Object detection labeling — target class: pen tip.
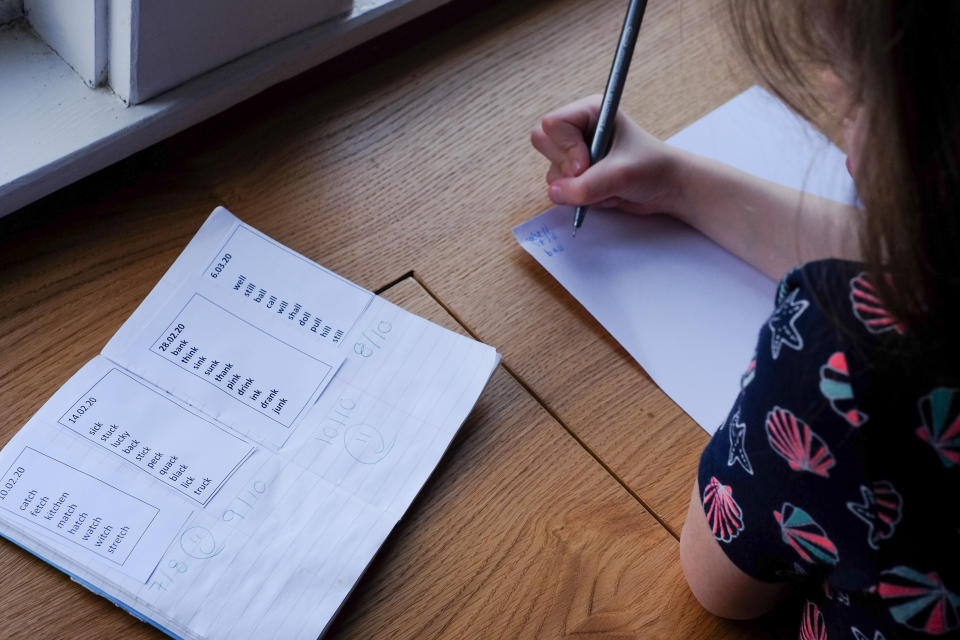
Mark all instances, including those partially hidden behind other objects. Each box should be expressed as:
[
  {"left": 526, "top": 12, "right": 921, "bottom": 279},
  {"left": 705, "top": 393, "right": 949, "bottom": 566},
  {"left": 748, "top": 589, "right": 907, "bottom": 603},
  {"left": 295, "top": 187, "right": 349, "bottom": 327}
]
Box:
[{"left": 571, "top": 227, "right": 577, "bottom": 238}]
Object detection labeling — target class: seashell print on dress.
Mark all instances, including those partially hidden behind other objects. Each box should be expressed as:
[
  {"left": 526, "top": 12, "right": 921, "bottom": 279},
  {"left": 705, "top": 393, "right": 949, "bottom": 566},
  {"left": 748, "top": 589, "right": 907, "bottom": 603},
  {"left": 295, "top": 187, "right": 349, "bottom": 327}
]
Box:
[
  {"left": 765, "top": 407, "right": 837, "bottom": 477},
  {"left": 702, "top": 476, "right": 744, "bottom": 543}
]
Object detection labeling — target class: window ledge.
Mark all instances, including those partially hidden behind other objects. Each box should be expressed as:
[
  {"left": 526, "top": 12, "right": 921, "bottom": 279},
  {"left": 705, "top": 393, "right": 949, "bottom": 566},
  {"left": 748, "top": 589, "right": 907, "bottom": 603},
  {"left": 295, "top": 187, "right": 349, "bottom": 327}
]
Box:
[{"left": 0, "top": 0, "right": 449, "bottom": 218}]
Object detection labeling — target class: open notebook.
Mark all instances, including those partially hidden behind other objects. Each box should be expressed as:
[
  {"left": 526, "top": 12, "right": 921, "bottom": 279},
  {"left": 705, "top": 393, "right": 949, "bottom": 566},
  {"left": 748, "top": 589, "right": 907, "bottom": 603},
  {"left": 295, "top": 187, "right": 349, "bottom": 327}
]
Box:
[
  {"left": 514, "top": 86, "right": 857, "bottom": 434},
  {"left": 0, "top": 207, "right": 500, "bottom": 639}
]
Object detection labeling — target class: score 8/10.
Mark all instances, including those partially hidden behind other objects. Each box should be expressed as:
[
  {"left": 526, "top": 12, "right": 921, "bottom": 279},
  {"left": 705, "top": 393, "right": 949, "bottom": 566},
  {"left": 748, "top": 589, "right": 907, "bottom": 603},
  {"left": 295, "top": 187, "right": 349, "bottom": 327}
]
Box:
[{"left": 148, "top": 559, "right": 188, "bottom": 592}]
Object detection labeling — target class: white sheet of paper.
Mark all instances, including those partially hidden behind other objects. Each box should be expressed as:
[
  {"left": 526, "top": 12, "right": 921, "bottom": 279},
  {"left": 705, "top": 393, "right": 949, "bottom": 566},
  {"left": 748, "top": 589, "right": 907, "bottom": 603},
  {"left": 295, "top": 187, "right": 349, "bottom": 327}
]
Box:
[
  {"left": 0, "top": 208, "right": 500, "bottom": 640},
  {"left": 513, "top": 86, "right": 856, "bottom": 433}
]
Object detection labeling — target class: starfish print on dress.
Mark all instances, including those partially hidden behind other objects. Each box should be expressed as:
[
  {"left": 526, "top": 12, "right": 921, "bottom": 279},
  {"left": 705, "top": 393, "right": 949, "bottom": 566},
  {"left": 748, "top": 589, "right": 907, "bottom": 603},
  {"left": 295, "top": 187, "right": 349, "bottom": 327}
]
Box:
[
  {"left": 727, "top": 407, "right": 754, "bottom": 475},
  {"left": 846, "top": 481, "right": 903, "bottom": 549},
  {"left": 768, "top": 289, "right": 809, "bottom": 360},
  {"left": 851, "top": 628, "right": 885, "bottom": 640}
]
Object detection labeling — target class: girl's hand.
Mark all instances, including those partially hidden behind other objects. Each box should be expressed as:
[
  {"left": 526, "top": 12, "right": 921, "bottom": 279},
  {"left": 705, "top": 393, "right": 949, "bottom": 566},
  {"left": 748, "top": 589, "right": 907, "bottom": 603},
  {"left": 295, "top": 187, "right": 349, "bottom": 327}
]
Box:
[
  {"left": 531, "top": 95, "right": 864, "bottom": 281},
  {"left": 530, "top": 95, "right": 685, "bottom": 215}
]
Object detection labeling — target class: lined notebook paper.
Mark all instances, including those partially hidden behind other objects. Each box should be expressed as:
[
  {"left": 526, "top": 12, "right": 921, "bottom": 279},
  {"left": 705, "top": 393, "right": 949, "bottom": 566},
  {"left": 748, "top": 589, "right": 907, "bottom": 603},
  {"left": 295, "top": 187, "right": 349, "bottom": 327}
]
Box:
[
  {"left": 514, "top": 87, "right": 856, "bottom": 433},
  {"left": 0, "top": 207, "right": 500, "bottom": 639}
]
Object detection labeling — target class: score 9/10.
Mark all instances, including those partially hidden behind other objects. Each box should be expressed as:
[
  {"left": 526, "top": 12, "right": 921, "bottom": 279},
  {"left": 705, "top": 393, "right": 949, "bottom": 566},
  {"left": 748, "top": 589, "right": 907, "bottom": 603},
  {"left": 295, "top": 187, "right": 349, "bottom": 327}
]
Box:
[{"left": 221, "top": 479, "right": 267, "bottom": 522}]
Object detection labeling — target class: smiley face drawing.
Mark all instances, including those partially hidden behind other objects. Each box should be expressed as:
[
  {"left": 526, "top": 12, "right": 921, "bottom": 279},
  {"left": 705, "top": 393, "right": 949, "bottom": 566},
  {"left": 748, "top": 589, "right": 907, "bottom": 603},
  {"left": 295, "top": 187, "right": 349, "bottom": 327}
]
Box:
[{"left": 344, "top": 424, "right": 394, "bottom": 464}]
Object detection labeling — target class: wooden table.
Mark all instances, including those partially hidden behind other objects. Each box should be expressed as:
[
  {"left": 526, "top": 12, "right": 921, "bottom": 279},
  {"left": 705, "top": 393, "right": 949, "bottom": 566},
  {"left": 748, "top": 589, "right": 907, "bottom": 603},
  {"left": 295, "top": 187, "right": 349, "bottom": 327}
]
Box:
[{"left": 0, "top": 0, "right": 770, "bottom": 636}]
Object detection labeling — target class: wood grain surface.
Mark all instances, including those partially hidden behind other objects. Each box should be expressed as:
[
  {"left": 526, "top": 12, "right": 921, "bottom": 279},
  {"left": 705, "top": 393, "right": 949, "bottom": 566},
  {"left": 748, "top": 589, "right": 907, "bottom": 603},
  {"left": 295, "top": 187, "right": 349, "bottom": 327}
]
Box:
[
  {"left": 327, "top": 278, "right": 755, "bottom": 638},
  {"left": 0, "top": 0, "right": 769, "bottom": 636}
]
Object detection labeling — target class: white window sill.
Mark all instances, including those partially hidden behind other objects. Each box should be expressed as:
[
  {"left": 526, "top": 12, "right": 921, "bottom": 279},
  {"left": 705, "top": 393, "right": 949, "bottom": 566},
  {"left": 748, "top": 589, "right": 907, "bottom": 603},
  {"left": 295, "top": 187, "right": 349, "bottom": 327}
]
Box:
[{"left": 0, "top": 0, "right": 449, "bottom": 218}]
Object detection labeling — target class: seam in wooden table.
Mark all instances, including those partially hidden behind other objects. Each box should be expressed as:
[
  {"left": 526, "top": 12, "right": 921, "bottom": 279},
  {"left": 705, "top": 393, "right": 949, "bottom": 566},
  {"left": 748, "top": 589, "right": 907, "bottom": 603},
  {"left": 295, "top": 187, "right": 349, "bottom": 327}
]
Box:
[
  {"left": 373, "top": 270, "right": 415, "bottom": 295},
  {"left": 374, "top": 270, "right": 681, "bottom": 542}
]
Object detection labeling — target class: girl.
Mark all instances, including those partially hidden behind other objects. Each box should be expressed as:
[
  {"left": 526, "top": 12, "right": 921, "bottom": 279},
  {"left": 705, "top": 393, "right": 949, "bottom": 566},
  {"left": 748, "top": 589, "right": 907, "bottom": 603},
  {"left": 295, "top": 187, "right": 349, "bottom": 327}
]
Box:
[{"left": 531, "top": 1, "right": 960, "bottom": 637}]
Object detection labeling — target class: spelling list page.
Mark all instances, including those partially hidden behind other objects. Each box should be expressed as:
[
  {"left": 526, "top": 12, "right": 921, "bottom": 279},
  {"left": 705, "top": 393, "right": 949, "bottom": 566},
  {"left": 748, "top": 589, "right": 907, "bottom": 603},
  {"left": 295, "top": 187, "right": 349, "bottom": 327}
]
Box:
[{"left": 0, "top": 207, "right": 500, "bottom": 640}]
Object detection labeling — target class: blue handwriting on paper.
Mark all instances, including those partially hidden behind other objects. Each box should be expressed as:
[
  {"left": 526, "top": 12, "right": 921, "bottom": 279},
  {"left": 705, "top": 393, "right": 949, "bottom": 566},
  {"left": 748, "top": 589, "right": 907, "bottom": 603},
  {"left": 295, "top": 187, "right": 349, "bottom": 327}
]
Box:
[
  {"left": 148, "top": 478, "right": 267, "bottom": 592},
  {"left": 524, "top": 224, "right": 564, "bottom": 257}
]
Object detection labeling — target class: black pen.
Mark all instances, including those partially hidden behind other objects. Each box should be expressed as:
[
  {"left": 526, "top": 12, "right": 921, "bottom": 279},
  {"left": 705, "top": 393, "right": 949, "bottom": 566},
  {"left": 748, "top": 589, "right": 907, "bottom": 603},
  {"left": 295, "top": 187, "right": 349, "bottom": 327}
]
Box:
[{"left": 572, "top": 0, "right": 648, "bottom": 236}]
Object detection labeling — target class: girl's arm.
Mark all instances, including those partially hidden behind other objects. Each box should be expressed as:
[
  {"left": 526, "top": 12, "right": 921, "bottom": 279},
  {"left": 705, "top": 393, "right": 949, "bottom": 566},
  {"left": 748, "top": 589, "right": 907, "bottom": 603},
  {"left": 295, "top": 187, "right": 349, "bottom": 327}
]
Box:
[
  {"left": 669, "top": 153, "right": 862, "bottom": 280},
  {"left": 679, "top": 479, "right": 792, "bottom": 619},
  {"left": 532, "top": 96, "right": 863, "bottom": 280}
]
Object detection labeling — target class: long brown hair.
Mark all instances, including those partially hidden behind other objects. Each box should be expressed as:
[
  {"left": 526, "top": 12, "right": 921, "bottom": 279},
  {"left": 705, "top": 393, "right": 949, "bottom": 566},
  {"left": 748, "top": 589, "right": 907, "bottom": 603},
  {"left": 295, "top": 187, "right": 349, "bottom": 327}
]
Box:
[{"left": 730, "top": 1, "right": 960, "bottom": 352}]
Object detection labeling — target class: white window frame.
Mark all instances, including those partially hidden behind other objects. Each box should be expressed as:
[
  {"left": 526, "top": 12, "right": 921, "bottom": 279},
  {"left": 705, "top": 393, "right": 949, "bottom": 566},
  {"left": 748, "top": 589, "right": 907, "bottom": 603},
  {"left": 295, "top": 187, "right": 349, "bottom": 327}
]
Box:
[
  {"left": 0, "top": 0, "right": 451, "bottom": 218},
  {"left": 25, "top": 0, "right": 106, "bottom": 86},
  {"left": 127, "top": 0, "right": 352, "bottom": 105}
]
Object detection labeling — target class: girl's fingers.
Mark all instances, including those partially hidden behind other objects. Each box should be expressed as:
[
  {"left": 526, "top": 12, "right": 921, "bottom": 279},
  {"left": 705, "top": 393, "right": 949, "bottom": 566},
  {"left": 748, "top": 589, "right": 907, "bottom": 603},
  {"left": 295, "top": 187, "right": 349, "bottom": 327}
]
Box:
[
  {"left": 533, "top": 96, "right": 604, "bottom": 177},
  {"left": 546, "top": 163, "right": 563, "bottom": 184},
  {"left": 540, "top": 118, "right": 589, "bottom": 177},
  {"left": 532, "top": 123, "right": 588, "bottom": 178},
  {"left": 594, "top": 197, "right": 622, "bottom": 209},
  {"left": 541, "top": 95, "right": 602, "bottom": 134},
  {"left": 548, "top": 160, "right": 623, "bottom": 206},
  {"left": 531, "top": 125, "right": 569, "bottom": 167}
]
